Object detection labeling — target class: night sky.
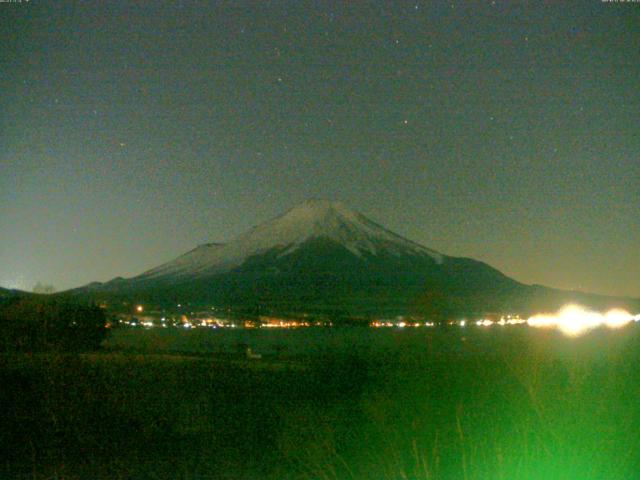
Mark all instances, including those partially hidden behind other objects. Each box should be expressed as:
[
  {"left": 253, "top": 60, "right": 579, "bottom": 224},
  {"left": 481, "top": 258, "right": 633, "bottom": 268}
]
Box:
[{"left": 1, "top": 1, "right": 638, "bottom": 298}]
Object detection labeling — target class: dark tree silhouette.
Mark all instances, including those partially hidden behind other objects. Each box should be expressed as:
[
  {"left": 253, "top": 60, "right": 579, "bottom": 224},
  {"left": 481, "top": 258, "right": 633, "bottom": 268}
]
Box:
[{"left": 0, "top": 298, "right": 108, "bottom": 352}]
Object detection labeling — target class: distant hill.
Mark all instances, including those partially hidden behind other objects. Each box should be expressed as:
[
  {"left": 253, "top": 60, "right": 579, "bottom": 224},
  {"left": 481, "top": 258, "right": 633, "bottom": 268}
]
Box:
[
  {"left": 60, "top": 200, "right": 639, "bottom": 318},
  {"left": 0, "top": 287, "right": 31, "bottom": 300}
]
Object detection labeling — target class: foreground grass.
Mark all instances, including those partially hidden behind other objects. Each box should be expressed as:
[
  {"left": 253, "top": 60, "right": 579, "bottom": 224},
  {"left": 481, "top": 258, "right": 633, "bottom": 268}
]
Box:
[{"left": 1, "top": 327, "right": 639, "bottom": 479}]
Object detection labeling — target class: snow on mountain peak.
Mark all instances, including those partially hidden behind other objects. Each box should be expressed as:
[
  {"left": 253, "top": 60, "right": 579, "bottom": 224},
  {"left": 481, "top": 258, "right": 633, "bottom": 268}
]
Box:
[
  {"left": 139, "top": 200, "right": 443, "bottom": 279},
  {"left": 140, "top": 242, "right": 225, "bottom": 278}
]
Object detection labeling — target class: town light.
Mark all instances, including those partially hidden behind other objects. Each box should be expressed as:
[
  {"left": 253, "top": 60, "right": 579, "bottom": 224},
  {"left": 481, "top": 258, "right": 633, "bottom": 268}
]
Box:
[{"left": 527, "top": 304, "right": 636, "bottom": 336}]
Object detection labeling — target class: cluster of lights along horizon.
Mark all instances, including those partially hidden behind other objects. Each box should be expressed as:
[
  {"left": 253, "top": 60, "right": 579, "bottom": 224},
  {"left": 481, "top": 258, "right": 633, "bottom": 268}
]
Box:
[
  {"left": 470, "top": 304, "right": 640, "bottom": 337},
  {"left": 369, "top": 304, "right": 640, "bottom": 337},
  {"left": 526, "top": 304, "right": 640, "bottom": 337},
  {"left": 129, "top": 301, "right": 640, "bottom": 337}
]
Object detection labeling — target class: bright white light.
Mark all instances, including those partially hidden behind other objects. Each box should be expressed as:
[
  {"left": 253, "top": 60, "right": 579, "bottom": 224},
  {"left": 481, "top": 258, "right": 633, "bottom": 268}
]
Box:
[
  {"left": 527, "top": 304, "right": 636, "bottom": 336},
  {"left": 476, "top": 319, "right": 493, "bottom": 327},
  {"left": 459, "top": 320, "right": 466, "bottom": 327},
  {"left": 604, "top": 309, "right": 633, "bottom": 329}
]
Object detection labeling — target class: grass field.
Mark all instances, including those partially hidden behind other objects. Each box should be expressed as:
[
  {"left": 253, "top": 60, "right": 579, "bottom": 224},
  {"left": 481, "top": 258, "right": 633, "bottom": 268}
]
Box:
[{"left": 1, "top": 326, "right": 639, "bottom": 479}]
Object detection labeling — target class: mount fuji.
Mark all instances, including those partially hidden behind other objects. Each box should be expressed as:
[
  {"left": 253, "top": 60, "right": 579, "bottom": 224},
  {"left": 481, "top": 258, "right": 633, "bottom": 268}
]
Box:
[
  {"left": 65, "top": 200, "right": 638, "bottom": 317},
  {"left": 141, "top": 199, "right": 444, "bottom": 280}
]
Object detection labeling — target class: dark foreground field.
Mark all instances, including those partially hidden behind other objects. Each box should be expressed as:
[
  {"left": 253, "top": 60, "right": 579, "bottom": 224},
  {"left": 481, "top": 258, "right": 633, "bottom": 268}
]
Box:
[{"left": 2, "top": 327, "right": 640, "bottom": 479}]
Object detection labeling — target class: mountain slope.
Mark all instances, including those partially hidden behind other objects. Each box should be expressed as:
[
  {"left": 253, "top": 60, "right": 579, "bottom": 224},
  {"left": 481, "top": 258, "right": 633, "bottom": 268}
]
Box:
[
  {"left": 64, "top": 200, "right": 639, "bottom": 317},
  {"left": 136, "top": 200, "right": 442, "bottom": 282}
]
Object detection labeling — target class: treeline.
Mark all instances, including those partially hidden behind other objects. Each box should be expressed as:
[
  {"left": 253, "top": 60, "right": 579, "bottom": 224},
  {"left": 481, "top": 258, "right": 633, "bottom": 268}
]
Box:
[{"left": 0, "top": 298, "right": 108, "bottom": 352}]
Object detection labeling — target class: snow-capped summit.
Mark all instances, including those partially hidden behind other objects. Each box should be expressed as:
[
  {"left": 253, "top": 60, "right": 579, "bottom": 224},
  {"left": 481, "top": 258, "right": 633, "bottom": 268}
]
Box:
[
  {"left": 138, "top": 199, "right": 442, "bottom": 281},
  {"left": 64, "top": 199, "right": 640, "bottom": 316},
  {"left": 231, "top": 199, "right": 442, "bottom": 260}
]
